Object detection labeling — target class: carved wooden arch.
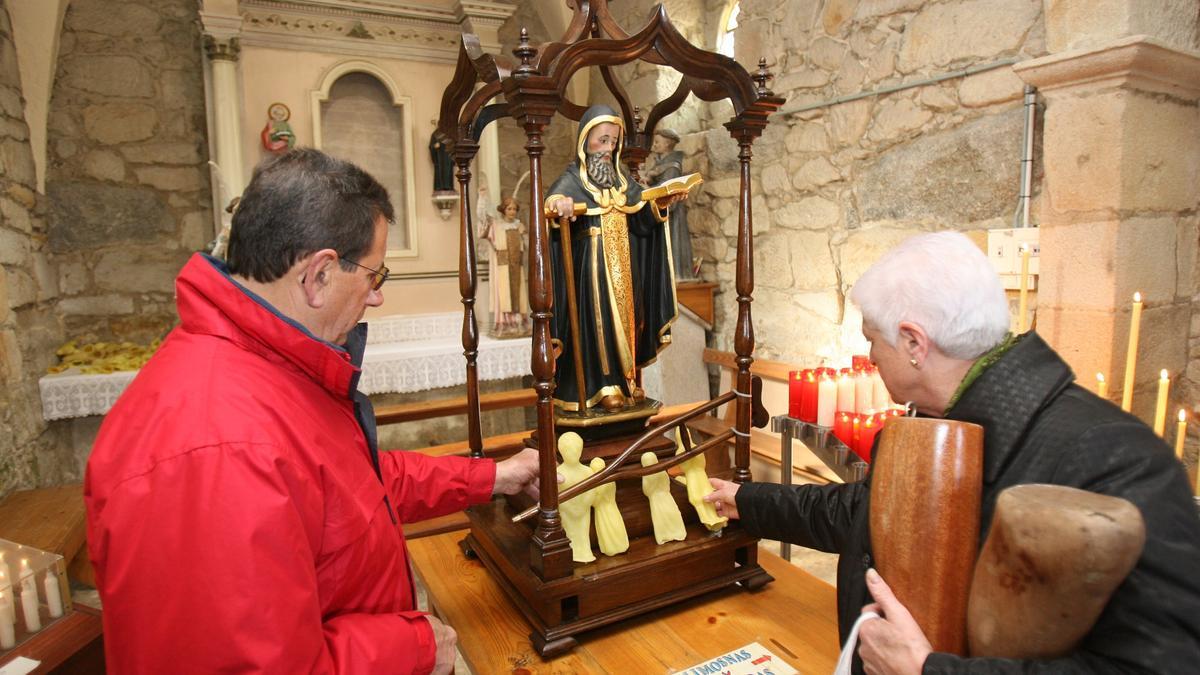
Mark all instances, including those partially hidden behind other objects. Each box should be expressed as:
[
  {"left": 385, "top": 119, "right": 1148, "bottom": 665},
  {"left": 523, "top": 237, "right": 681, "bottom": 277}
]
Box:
[{"left": 439, "top": 0, "right": 783, "bottom": 586}]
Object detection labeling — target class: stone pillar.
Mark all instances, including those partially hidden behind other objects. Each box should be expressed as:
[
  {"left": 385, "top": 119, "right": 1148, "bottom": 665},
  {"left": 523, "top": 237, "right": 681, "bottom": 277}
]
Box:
[
  {"left": 200, "top": 11, "right": 245, "bottom": 205},
  {"left": 1015, "top": 30, "right": 1200, "bottom": 424}
]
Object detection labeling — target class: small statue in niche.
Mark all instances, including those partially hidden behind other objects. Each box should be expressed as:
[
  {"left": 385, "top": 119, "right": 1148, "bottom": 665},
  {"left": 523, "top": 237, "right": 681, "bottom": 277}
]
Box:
[
  {"left": 588, "top": 457, "right": 629, "bottom": 556},
  {"left": 480, "top": 196, "right": 530, "bottom": 337},
  {"left": 641, "top": 128, "right": 696, "bottom": 280},
  {"left": 429, "top": 129, "right": 455, "bottom": 193},
  {"left": 557, "top": 432, "right": 597, "bottom": 563},
  {"left": 673, "top": 428, "right": 727, "bottom": 532},
  {"left": 640, "top": 451, "right": 686, "bottom": 545},
  {"left": 261, "top": 103, "right": 295, "bottom": 155}
]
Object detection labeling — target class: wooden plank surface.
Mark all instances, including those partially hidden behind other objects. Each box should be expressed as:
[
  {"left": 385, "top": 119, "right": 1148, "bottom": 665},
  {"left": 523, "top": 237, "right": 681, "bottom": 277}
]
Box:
[
  {"left": 0, "top": 485, "right": 87, "bottom": 561},
  {"left": 409, "top": 530, "right": 840, "bottom": 674}
]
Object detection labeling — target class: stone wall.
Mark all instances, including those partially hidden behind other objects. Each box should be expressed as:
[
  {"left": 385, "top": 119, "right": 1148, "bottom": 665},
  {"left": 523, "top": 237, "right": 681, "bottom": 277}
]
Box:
[
  {"left": 46, "top": 0, "right": 210, "bottom": 344},
  {"left": 0, "top": 1, "right": 66, "bottom": 496},
  {"left": 683, "top": 0, "right": 1047, "bottom": 364}
]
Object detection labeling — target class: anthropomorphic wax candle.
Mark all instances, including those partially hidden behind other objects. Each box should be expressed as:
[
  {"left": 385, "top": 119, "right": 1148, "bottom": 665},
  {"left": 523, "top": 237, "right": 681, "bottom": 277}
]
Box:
[
  {"left": 641, "top": 452, "right": 686, "bottom": 545},
  {"left": 674, "top": 429, "right": 727, "bottom": 532},
  {"left": 43, "top": 568, "right": 63, "bottom": 619},
  {"left": 18, "top": 560, "right": 39, "bottom": 633},
  {"left": 588, "top": 457, "right": 630, "bottom": 556},
  {"left": 557, "top": 432, "right": 597, "bottom": 563}
]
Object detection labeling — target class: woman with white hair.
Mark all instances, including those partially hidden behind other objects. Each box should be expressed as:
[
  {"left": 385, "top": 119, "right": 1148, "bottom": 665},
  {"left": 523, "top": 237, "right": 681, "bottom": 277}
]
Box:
[{"left": 706, "top": 231, "right": 1200, "bottom": 674}]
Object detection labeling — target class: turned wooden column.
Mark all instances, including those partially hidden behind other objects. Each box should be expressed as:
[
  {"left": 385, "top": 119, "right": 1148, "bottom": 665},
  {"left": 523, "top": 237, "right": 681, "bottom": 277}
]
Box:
[
  {"left": 731, "top": 133, "right": 755, "bottom": 484},
  {"left": 455, "top": 136, "right": 484, "bottom": 458}
]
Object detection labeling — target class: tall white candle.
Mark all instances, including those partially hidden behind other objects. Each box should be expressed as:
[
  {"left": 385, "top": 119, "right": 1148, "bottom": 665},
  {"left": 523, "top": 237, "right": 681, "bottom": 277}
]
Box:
[
  {"left": 855, "top": 371, "right": 873, "bottom": 414},
  {"left": 0, "top": 589, "right": 14, "bottom": 649},
  {"left": 43, "top": 568, "right": 63, "bottom": 619},
  {"left": 18, "top": 561, "right": 39, "bottom": 633},
  {"left": 816, "top": 373, "right": 838, "bottom": 427},
  {"left": 0, "top": 571, "right": 13, "bottom": 638},
  {"left": 872, "top": 371, "right": 891, "bottom": 410},
  {"left": 836, "top": 371, "right": 855, "bottom": 412}
]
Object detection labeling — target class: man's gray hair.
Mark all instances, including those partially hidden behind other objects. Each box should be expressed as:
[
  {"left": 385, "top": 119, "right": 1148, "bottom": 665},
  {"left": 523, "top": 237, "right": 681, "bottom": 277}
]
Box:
[{"left": 849, "top": 231, "right": 1010, "bottom": 360}]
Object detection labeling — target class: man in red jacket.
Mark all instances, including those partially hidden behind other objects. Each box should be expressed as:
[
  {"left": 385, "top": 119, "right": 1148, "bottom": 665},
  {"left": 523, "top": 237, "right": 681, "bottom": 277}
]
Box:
[{"left": 85, "top": 149, "right": 540, "bottom": 674}]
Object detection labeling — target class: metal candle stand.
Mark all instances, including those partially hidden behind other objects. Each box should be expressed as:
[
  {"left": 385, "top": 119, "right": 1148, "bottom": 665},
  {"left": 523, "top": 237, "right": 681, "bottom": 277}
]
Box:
[{"left": 770, "top": 415, "right": 869, "bottom": 561}]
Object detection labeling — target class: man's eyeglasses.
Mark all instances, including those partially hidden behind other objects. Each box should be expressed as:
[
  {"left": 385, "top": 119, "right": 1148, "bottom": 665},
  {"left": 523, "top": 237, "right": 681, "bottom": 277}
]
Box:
[{"left": 343, "top": 258, "right": 390, "bottom": 291}]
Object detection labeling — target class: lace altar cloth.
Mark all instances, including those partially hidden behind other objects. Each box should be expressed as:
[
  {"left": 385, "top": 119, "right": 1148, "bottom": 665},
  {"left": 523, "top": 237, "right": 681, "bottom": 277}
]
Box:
[{"left": 39, "top": 313, "right": 532, "bottom": 420}]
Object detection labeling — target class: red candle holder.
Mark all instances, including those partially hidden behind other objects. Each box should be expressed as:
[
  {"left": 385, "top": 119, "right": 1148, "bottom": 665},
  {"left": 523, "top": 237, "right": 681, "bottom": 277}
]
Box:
[
  {"left": 788, "top": 370, "right": 805, "bottom": 418},
  {"left": 852, "top": 354, "right": 871, "bottom": 372},
  {"left": 799, "top": 370, "right": 819, "bottom": 423},
  {"left": 833, "top": 412, "right": 856, "bottom": 447},
  {"left": 856, "top": 413, "right": 883, "bottom": 462}
]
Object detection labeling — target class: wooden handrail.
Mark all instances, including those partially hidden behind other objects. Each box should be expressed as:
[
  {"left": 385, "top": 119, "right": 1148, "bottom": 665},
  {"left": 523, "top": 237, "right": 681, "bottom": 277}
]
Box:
[
  {"left": 375, "top": 389, "right": 536, "bottom": 426},
  {"left": 702, "top": 347, "right": 795, "bottom": 383}
]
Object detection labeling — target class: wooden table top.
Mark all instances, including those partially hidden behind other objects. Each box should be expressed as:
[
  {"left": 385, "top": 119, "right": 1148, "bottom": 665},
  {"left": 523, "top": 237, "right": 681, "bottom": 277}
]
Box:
[{"left": 409, "top": 531, "right": 841, "bottom": 674}]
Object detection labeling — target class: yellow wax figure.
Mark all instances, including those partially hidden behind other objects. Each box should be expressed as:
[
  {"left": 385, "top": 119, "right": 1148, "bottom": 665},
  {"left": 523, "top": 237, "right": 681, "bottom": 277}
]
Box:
[
  {"left": 557, "top": 432, "right": 597, "bottom": 563},
  {"left": 588, "top": 457, "right": 630, "bottom": 556},
  {"left": 674, "top": 429, "right": 727, "bottom": 532},
  {"left": 640, "top": 452, "right": 686, "bottom": 545}
]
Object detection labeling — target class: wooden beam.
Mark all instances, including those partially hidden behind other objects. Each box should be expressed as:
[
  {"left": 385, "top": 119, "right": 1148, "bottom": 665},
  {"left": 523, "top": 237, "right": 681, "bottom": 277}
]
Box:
[
  {"left": 375, "top": 389, "right": 536, "bottom": 426},
  {"left": 702, "top": 347, "right": 794, "bottom": 382}
]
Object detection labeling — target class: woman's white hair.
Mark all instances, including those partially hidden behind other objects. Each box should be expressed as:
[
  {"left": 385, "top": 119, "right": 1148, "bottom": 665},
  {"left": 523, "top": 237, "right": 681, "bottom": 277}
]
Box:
[{"left": 849, "top": 231, "right": 1010, "bottom": 360}]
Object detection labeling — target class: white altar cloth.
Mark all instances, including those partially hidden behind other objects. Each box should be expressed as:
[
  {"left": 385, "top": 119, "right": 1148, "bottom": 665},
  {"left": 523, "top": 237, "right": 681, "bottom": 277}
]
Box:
[{"left": 39, "top": 313, "right": 531, "bottom": 421}]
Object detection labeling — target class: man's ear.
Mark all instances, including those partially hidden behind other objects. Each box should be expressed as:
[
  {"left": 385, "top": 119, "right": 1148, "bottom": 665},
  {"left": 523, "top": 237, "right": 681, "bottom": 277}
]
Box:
[
  {"left": 298, "top": 249, "right": 339, "bottom": 309},
  {"left": 897, "top": 321, "right": 931, "bottom": 364}
]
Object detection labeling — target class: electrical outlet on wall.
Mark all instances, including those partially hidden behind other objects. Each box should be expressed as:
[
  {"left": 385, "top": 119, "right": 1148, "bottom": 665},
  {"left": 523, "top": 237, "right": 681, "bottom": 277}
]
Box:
[{"left": 987, "top": 227, "right": 1039, "bottom": 290}]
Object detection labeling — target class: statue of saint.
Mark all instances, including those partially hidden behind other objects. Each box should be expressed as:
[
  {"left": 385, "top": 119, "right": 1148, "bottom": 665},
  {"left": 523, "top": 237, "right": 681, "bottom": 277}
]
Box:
[
  {"left": 261, "top": 103, "right": 295, "bottom": 155},
  {"left": 642, "top": 129, "right": 695, "bottom": 280},
  {"left": 429, "top": 130, "right": 455, "bottom": 193},
  {"left": 481, "top": 196, "right": 529, "bottom": 336},
  {"left": 545, "top": 105, "right": 689, "bottom": 413}
]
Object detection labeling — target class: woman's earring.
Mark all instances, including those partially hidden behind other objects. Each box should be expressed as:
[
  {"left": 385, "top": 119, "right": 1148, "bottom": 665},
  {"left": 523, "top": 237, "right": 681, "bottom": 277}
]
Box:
[{"left": 909, "top": 358, "right": 919, "bottom": 368}]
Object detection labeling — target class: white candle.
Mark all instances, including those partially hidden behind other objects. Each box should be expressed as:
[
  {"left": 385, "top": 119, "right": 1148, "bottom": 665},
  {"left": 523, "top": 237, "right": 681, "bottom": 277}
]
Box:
[
  {"left": 855, "top": 371, "right": 873, "bottom": 414},
  {"left": 836, "top": 371, "right": 855, "bottom": 412},
  {"left": 0, "top": 589, "right": 13, "bottom": 649},
  {"left": 43, "top": 568, "right": 63, "bottom": 619},
  {"left": 816, "top": 373, "right": 838, "bottom": 427},
  {"left": 872, "top": 371, "right": 891, "bottom": 410},
  {"left": 1175, "top": 409, "right": 1187, "bottom": 460},
  {"left": 1153, "top": 369, "right": 1170, "bottom": 436},
  {"left": 18, "top": 562, "right": 39, "bottom": 633},
  {"left": 1121, "top": 292, "right": 1142, "bottom": 412}
]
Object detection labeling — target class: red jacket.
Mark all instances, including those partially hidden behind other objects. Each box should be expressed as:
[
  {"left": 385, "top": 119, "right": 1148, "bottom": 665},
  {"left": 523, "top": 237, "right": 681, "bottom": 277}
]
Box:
[{"left": 85, "top": 254, "right": 496, "bottom": 673}]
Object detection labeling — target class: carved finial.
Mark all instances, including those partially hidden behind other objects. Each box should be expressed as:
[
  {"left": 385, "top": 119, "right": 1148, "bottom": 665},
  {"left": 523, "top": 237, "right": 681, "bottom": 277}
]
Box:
[
  {"left": 754, "top": 57, "right": 774, "bottom": 96},
  {"left": 632, "top": 106, "right": 643, "bottom": 133},
  {"left": 514, "top": 28, "right": 537, "bottom": 74}
]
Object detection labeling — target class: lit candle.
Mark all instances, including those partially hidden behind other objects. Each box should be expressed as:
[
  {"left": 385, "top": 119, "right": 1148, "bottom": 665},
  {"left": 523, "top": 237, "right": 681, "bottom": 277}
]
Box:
[
  {"left": 836, "top": 368, "right": 856, "bottom": 412},
  {"left": 788, "top": 370, "right": 804, "bottom": 418},
  {"left": 856, "top": 414, "right": 882, "bottom": 462},
  {"left": 1096, "top": 372, "right": 1108, "bottom": 399},
  {"left": 800, "top": 370, "right": 819, "bottom": 423},
  {"left": 18, "top": 560, "right": 39, "bottom": 633},
  {"left": 1121, "top": 292, "right": 1142, "bottom": 412},
  {"left": 1017, "top": 244, "right": 1031, "bottom": 332},
  {"left": 851, "top": 416, "right": 861, "bottom": 459},
  {"left": 855, "top": 370, "right": 873, "bottom": 414},
  {"left": 833, "top": 412, "right": 854, "bottom": 447},
  {"left": 0, "top": 570, "right": 13, "bottom": 639},
  {"left": 852, "top": 354, "right": 871, "bottom": 372},
  {"left": 1153, "top": 369, "right": 1170, "bottom": 436},
  {"left": 816, "top": 372, "right": 837, "bottom": 427},
  {"left": 872, "top": 371, "right": 891, "bottom": 411},
  {"left": 43, "top": 568, "right": 63, "bottom": 619},
  {"left": 1175, "top": 409, "right": 1187, "bottom": 460}
]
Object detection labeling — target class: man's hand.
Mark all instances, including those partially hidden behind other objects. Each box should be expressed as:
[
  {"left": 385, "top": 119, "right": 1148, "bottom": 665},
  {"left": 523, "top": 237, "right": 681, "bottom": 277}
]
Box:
[
  {"left": 425, "top": 615, "right": 458, "bottom": 675},
  {"left": 550, "top": 197, "right": 576, "bottom": 220},
  {"left": 858, "top": 568, "right": 932, "bottom": 675},
  {"left": 493, "top": 447, "right": 541, "bottom": 499},
  {"left": 703, "top": 477, "right": 741, "bottom": 520}
]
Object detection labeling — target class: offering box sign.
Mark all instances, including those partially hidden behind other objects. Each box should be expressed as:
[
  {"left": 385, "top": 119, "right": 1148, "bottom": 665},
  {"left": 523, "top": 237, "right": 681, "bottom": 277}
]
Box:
[{"left": 676, "top": 642, "right": 798, "bottom": 675}]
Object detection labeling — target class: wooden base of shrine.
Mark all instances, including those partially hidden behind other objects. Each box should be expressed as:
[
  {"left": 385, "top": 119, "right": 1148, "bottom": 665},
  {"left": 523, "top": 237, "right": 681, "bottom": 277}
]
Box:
[{"left": 461, "top": 462, "right": 773, "bottom": 657}]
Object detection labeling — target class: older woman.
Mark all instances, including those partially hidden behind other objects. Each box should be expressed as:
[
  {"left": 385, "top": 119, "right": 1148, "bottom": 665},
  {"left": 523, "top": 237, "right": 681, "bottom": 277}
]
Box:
[{"left": 707, "top": 232, "right": 1200, "bottom": 674}]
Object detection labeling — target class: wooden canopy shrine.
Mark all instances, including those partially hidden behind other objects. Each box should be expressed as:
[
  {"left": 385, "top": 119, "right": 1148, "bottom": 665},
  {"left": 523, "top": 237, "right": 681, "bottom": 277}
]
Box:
[{"left": 438, "top": 0, "right": 784, "bottom": 656}]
